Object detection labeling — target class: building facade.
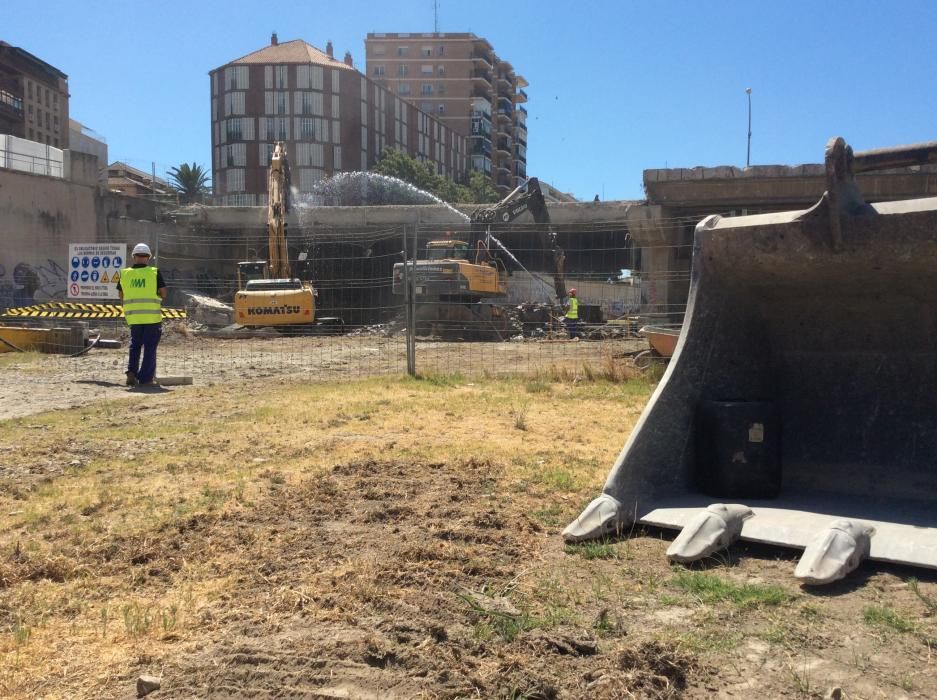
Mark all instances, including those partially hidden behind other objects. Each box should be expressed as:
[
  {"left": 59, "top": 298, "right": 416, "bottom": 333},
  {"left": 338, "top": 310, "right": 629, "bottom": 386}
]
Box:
[
  {"left": 209, "top": 34, "right": 468, "bottom": 205},
  {"left": 0, "top": 41, "right": 69, "bottom": 148},
  {"left": 364, "top": 32, "right": 528, "bottom": 194}
]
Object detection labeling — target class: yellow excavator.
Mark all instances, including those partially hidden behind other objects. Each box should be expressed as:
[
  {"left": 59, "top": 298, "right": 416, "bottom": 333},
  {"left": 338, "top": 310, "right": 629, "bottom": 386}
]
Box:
[
  {"left": 391, "top": 177, "right": 565, "bottom": 339},
  {"left": 233, "top": 142, "right": 339, "bottom": 330}
]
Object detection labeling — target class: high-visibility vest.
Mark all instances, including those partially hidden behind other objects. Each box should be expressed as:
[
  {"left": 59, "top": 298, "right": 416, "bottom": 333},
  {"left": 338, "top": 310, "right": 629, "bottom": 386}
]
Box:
[
  {"left": 565, "top": 296, "right": 579, "bottom": 320},
  {"left": 121, "top": 267, "right": 162, "bottom": 325}
]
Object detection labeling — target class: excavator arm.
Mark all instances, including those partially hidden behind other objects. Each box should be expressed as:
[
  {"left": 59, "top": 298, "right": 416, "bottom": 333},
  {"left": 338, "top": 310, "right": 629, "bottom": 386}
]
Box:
[
  {"left": 469, "top": 178, "right": 567, "bottom": 301},
  {"left": 267, "top": 142, "right": 292, "bottom": 280}
]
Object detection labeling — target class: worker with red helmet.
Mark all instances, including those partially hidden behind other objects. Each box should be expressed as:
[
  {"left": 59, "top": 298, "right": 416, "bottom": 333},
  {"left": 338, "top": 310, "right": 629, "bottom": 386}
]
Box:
[{"left": 564, "top": 288, "right": 580, "bottom": 340}]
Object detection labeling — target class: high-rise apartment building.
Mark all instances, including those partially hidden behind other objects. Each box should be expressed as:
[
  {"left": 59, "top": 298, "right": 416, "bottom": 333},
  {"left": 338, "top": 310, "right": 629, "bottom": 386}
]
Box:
[
  {"left": 0, "top": 41, "right": 69, "bottom": 148},
  {"left": 364, "top": 33, "right": 528, "bottom": 195},
  {"left": 210, "top": 34, "right": 468, "bottom": 205}
]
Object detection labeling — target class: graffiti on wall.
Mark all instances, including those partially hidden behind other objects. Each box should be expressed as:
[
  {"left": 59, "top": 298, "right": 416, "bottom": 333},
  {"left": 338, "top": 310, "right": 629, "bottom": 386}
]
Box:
[{"left": 0, "top": 259, "right": 68, "bottom": 309}]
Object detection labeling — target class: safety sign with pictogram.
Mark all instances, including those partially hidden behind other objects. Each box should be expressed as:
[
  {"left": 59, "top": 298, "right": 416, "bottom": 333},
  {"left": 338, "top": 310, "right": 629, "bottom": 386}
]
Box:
[{"left": 68, "top": 243, "right": 126, "bottom": 299}]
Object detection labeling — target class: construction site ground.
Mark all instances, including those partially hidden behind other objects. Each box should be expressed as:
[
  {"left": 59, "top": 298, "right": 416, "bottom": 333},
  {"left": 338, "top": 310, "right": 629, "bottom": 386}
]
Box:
[{"left": 1, "top": 334, "right": 936, "bottom": 699}]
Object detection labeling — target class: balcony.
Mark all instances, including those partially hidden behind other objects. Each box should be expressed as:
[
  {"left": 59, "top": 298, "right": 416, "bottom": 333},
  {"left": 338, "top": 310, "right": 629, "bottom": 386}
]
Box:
[
  {"left": 515, "top": 88, "right": 528, "bottom": 104},
  {"left": 471, "top": 141, "right": 492, "bottom": 157},
  {"left": 496, "top": 174, "right": 513, "bottom": 189},
  {"left": 495, "top": 138, "right": 511, "bottom": 156},
  {"left": 0, "top": 88, "right": 24, "bottom": 119},
  {"left": 472, "top": 70, "right": 492, "bottom": 86},
  {"left": 514, "top": 129, "right": 527, "bottom": 147},
  {"left": 495, "top": 160, "right": 511, "bottom": 174},
  {"left": 496, "top": 73, "right": 512, "bottom": 89},
  {"left": 514, "top": 145, "right": 526, "bottom": 162},
  {"left": 471, "top": 155, "right": 492, "bottom": 175},
  {"left": 471, "top": 52, "right": 493, "bottom": 70}
]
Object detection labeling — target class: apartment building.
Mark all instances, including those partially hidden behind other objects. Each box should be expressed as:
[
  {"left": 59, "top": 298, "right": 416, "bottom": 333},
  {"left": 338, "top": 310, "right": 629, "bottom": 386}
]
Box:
[
  {"left": 0, "top": 41, "right": 69, "bottom": 148},
  {"left": 364, "top": 32, "right": 528, "bottom": 195},
  {"left": 210, "top": 34, "right": 468, "bottom": 205}
]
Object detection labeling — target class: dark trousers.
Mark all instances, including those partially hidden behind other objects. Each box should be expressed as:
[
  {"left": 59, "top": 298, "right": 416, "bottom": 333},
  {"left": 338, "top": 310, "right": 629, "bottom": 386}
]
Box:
[
  {"left": 565, "top": 317, "right": 580, "bottom": 339},
  {"left": 127, "top": 323, "right": 162, "bottom": 383}
]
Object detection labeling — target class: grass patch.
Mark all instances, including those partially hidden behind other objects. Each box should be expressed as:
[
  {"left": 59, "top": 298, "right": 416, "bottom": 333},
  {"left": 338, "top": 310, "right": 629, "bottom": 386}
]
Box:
[
  {"left": 565, "top": 539, "right": 620, "bottom": 560},
  {"left": 669, "top": 569, "right": 794, "bottom": 608},
  {"left": 863, "top": 605, "right": 915, "bottom": 633},
  {"left": 0, "top": 350, "right": 43, "bottom": 368}
]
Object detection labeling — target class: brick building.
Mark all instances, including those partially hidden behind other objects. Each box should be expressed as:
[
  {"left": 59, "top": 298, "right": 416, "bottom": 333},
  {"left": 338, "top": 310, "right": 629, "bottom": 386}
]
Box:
[
  {"left": 0, "top": 41, "right": 69, "bottom": 148},
  {"left": 364, "top": 33, "right": 528, "bottom": 194},
  {"left": 209, "top": 34, "right": 468, "bottom": 205}
]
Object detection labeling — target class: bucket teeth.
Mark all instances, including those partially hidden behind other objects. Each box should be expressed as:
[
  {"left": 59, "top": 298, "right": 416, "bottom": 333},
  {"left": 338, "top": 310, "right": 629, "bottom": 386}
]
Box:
[
  {"left": 666, "top": 503, "right": 753, "bottom": 563},
  {"left": 562, "top": 494, "right": 625, "bottom": 542},
  {"left": 794, "top": 519, "right": 874, "bottom": 585}
]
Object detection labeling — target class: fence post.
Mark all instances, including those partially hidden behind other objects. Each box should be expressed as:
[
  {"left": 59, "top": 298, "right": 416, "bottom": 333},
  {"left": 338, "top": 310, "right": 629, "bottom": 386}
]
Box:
[{"left": 403, "top": 226, "right": 415, "bottom": 376}]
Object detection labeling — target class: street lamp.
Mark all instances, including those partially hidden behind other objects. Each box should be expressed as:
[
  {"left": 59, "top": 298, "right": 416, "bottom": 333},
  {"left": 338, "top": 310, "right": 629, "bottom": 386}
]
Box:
[{"left": 745, "top": 88, "right": 752, "bottom": 167}]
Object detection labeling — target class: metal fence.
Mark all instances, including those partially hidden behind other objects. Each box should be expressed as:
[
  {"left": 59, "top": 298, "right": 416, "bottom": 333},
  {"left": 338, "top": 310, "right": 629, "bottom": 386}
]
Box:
[{"left": 1, "top": 215, "right": 693, "bottom": 390}]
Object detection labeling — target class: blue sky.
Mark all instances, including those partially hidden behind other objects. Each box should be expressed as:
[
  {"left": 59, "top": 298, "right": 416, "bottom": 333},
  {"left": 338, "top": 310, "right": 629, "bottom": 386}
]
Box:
[{"left": 8, "top": 1, "right": 937, "bottom": 200}]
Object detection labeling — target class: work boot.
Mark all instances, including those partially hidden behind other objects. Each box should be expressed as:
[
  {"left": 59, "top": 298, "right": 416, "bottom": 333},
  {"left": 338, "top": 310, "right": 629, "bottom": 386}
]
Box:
[{"left": 125, "top": 371, "right": 138, "bottom": 387}]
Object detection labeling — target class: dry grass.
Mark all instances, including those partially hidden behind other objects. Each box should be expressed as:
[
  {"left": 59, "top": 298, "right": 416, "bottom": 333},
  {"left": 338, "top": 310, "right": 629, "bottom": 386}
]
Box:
[{"left": 1, "top": 371, "right": 936, "bottom": 698}]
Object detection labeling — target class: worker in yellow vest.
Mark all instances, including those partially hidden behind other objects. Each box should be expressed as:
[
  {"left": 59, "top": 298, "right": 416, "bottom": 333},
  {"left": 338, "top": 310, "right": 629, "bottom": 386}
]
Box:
[
  {"left": 117, "top": 243, "right": 167, "bottom": 387},
  {"left": 564, "top": 288, "right": 580, "bottom": 340}
]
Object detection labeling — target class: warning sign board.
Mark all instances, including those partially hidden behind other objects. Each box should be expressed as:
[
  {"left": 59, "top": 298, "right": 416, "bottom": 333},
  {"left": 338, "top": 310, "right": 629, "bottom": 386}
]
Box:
[{"left": 68, "top": 243, "right": 126, "bottom": 299}]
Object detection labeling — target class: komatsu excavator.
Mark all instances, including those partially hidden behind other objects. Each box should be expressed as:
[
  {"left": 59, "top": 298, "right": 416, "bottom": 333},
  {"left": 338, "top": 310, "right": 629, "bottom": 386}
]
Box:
[
  {"left": 233, "top": 142, "right": 336, "bottom": 329},
  {"left": 392, "top": 177, "right": 566, "bottom": 339}
]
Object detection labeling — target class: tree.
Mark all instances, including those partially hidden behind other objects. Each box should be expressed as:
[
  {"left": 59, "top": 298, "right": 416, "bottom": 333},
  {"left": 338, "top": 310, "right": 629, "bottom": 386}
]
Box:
[
  {"left": 373, "top": 149, "right": 498, "bottom": 204},
  {"left": 166, "top": 162, "right": 211, "bottom": 203},
  {"left": 467, "top": 170, "right": 499, "bottom": 204}
]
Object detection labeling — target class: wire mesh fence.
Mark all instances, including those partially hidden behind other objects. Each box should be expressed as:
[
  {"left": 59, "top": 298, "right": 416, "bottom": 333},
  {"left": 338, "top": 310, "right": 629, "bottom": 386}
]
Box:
[{"left": 0, "top": 213, "right": 693, "bottom": 398}]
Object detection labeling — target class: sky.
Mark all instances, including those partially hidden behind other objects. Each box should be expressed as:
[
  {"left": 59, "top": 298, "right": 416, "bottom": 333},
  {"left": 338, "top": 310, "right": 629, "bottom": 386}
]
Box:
[{"left": 7, "top": 1, "right": 937, "bottom": 201}]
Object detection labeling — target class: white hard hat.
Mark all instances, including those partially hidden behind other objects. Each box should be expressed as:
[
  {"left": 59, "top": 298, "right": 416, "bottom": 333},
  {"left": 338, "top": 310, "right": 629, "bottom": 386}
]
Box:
[{"left": 132, "top": 243, "right": 152, "bottom": 256}]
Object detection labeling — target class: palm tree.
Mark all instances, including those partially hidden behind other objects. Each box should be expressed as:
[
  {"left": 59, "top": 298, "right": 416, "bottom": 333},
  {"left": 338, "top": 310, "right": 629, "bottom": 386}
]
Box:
[{"left": 166, "top": 162, "right": 210, "bottom": 203}]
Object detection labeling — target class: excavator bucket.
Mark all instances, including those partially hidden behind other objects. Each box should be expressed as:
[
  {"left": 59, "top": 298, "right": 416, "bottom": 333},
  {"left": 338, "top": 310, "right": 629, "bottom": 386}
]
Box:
[{"left": 564, "top": 138, "right": 937, "bottom": 583}]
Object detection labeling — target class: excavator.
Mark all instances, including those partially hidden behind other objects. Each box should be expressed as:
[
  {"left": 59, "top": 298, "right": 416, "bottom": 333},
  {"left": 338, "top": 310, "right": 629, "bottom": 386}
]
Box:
[
  {"left": 392, "top": 177, "right": 566, "bottom": 339},
  {"left": 233, "top": 142, "right": 339, "bottom": 330}
]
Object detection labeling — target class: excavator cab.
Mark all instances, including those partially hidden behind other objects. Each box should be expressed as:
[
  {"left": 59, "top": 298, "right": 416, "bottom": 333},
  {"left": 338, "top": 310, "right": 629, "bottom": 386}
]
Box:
[{"left": 425, "top": 240, "right": 470, "bottom": 261}]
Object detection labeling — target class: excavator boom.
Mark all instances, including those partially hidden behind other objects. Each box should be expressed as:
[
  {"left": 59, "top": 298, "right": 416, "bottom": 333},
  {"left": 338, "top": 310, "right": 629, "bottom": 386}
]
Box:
[{"left": 267, "top": 142, "right": 292, "bottom": 280}]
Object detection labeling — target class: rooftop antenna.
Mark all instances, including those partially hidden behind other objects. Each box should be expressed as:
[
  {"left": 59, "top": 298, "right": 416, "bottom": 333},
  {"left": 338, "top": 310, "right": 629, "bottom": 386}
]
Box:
[{"left": 434, "top": 0, "right": 439, "bottom": 33}]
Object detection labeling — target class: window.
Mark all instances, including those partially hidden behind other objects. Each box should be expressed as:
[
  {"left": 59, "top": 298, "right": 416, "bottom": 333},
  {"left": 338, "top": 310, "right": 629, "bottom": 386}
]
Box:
[
  {"left": 436, "top": 84, "right": 445, "bottom": 95},
  {"left": 28, "top": 128, "right": 33, "bottom": 139},
  {"left": 437, "top": 46, "right": 445, "bottom": 56},
  {"left": 420, "top": 102, "right": 433, "bottom": 113},
  {"left": 371, "top": 45, "right": 386, "bottom": 55},
  {"left": 28, "top": 104, "right": 33, "bottom": 120},
  {"left": 274, "top": 65, "right": 288, "bottom": 89},
  {"left": 226, "top": 118, "right": 242, "bottom": 141},
  {"left": 398, "top": 83, "right": 410, "bottom": 96},
  {"left": 27, "top": 81, "right": 32, "bottom": 99},
  {"left": 420, "top": 84, "right": 433, "bottom": 95},
  {"left": 276, "top": 92, "right": 288, "bottom": 115},
  {"left": 300, "top": 117, "right": 315, "bottom": 140},
  {"left": 421, "top": 64, "right": 433, "bottom": 75},
  {"left": 373, "top": 65, "right": 385, "bottom": 77},
  {"left": 397, "top": 64, "right": 409, "bottom": 77},
  {"left": 437, "top": 65, "right": 445, "bottom": 76},
  {"left": 396, "top": 46, "right": 409, "bottom": 57},
  {"left": 276, "top": 117, "right": 289, "bottom": 140},
  {"left": 438, "top": 104, "right": 445, "bottom": 115},
  {"left": 421, "top": 46, "right": 432, "bottom": 57}
]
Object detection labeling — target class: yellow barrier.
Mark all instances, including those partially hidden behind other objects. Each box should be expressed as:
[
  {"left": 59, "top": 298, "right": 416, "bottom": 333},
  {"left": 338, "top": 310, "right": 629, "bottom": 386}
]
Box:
[{"left": 2, "top": 302, "right": 185, "bottom": 320}]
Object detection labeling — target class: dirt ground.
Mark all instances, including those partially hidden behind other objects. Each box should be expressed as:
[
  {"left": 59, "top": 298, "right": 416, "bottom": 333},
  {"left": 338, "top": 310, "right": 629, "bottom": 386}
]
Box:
[
  {"left": 1, "top": 336, "right": 936, "bottom": 699},
  {"left": 0, "top": 327, "right": 644, "bottom": 421}
]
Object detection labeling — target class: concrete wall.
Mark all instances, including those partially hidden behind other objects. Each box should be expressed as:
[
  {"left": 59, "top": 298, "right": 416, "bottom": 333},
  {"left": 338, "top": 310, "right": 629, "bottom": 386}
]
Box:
[{"left": 0, "top": 166, "right": 182, "bottom": 310}]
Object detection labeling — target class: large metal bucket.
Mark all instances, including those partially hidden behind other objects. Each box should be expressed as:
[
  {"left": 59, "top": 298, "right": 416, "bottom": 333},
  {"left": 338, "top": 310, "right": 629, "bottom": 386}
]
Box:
[{"left": 564, "top": 138, "right": 937, "bottom": 582}]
